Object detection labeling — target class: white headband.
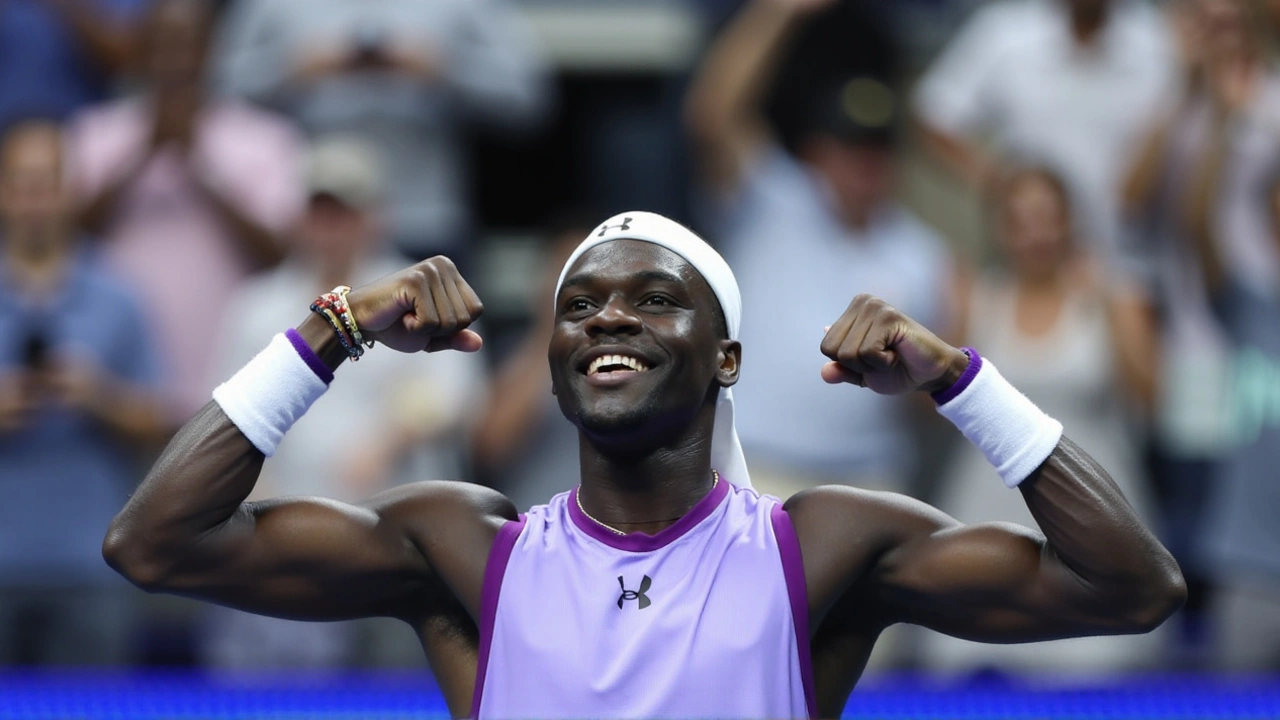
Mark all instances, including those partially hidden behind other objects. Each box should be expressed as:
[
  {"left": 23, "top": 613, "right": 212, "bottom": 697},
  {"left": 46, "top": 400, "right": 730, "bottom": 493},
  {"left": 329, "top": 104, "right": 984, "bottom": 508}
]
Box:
[{"left": 554, "top": 210, "right": 751, "bottom": 489}]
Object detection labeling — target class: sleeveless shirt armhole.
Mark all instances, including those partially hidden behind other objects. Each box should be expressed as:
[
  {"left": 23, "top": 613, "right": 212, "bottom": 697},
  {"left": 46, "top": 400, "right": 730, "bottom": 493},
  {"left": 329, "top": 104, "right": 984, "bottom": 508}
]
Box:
[
  {"left": 470, "top": 514, "right": 527, "bottom": 719},
  {"left": 770, "top": 503, "right": 818, "bottom": 719}
]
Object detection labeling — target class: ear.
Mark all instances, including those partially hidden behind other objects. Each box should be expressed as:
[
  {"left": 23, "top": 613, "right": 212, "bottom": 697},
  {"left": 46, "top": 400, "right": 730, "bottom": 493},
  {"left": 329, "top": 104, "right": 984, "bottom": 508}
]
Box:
[{"left": 715, "top": 339, "right": 741, "bottom": 388}]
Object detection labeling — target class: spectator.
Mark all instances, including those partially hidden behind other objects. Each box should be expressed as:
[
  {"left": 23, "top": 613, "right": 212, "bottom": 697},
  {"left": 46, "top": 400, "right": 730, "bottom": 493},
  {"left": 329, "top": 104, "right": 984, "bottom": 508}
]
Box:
[
  {"left": 66, "top": 0, "right": 303, "bottom": 421},
  {"left": 1183, "top": 22, "right": 1280, "bottom": 670},
  {"left": 471, "top": 220, "right": 585, "bottom": 512},
  {"left": 0, "top": 119, "right": 166, "bottom": 665},
  {"left": 201, "top": 134, "right": 487, "bottom": 669},
  {"left": 1119, "top": 0, "right": 1277, "bottom": 656},
  {"left": 921, "top": 167, "right": 1161, "bottom": 673},
  {"left": 914, "top": 0, "right": 1175, "bottom": 274},
  {"left": 211, "top": 0, "right": 551, "bottom": 266},
  {"left": 686, "top": 0, "right": 955, "bottom": 500},
  {"left": 0, "top": 0, "right": 145, "bottom": 132}
]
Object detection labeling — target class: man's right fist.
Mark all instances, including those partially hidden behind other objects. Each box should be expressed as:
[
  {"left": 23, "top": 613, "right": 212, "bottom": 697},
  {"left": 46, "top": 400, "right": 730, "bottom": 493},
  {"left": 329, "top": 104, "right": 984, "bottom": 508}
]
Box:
[{"left": 346, "top": 257, "right": 484, "bottom": 354}]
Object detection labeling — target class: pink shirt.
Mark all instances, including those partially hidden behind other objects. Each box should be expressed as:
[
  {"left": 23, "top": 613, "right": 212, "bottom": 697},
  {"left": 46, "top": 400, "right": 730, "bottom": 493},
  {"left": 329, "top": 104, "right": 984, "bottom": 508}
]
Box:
[{"left": 67, "top": 98, "right": 303, "bottom": 418}]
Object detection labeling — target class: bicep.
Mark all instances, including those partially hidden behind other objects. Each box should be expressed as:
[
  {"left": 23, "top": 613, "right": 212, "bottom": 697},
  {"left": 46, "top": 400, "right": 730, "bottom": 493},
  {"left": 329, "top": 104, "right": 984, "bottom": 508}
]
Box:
[
  {"left": 873, "top": 520, "right": 1100, "bottom": 642},
  {"left": 171, "top": 494, "right": 433, "bottom": 622}
]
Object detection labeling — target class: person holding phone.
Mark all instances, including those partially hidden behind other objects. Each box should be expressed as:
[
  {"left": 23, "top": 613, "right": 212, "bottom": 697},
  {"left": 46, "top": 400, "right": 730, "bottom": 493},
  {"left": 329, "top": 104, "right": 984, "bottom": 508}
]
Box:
[{"left": 0, "top": 118, "right": 167, "bottom": 665}]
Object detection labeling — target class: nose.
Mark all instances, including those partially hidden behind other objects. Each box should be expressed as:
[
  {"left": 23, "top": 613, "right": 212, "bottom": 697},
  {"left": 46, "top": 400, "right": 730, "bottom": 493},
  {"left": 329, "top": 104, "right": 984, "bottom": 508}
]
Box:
[{"left": 584, "top": 296, "right": 642, "bottom": 337}]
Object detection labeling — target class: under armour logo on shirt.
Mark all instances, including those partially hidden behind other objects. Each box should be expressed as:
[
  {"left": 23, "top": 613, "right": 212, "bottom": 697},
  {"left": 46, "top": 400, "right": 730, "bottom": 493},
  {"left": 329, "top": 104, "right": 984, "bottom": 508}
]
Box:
[
  {"left": 597, "top": 217, "right": 633, "bottom": 236},
  {"left": 617, "top": 575, "right": 652, "bottom": 610}
]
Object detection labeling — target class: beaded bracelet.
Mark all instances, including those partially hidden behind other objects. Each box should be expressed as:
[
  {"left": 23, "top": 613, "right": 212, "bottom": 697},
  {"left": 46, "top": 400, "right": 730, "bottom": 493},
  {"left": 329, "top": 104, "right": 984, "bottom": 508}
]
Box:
[
  {"left": 334, "top": 285, "right": 372, "bottom": 350},
  {"left": 310, "top": 294, "right": 361, "bottom": 361}
]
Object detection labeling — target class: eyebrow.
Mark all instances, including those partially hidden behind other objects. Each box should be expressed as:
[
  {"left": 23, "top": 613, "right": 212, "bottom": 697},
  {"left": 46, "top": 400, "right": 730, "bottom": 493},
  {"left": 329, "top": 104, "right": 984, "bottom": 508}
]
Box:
[{"left": 560, "top": 268, "right": 686, "bottom": 291}]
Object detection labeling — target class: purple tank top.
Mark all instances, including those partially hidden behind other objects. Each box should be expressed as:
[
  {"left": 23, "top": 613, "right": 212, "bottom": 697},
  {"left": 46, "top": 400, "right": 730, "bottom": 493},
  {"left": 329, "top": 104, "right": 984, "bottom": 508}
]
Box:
[{"left": 471, "top": 478, "right": 816, "bottom": 718}]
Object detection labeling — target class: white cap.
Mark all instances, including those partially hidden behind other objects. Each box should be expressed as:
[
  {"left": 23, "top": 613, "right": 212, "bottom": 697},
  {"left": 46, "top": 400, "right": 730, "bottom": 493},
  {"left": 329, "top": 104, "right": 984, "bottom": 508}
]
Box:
[{"left": 305, "top": 134, "right": 383, "bottom": 210}]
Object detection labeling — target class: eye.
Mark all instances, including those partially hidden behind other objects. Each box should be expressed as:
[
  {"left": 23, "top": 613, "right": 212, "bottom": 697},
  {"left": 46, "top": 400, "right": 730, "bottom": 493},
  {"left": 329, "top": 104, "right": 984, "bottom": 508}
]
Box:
[
  {"left": 565, "top": 298, "right": 594, "bottom": 313},
  {"left": 642, "top": 294, "right": 674, "bottom": 307}
]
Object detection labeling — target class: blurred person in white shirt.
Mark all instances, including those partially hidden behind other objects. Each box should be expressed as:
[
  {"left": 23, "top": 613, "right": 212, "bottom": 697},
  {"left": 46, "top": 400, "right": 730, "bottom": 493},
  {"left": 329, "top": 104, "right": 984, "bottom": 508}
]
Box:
[
  {"left": 200, "top": 134, "right": 488, "bottom": 669},
  {"left": 914, "top": 0, "right": 1176, "bottom": 276}
]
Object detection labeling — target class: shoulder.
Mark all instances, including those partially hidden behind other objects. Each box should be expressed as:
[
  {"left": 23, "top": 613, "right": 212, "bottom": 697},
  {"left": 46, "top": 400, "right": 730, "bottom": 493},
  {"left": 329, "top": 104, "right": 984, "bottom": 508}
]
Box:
[
  {"left": 369, "top": 480, "right": 518, "bottom": 530},
  {"left": 781, "top": 486, "right": 960, "bottom": 620},
  {"left": 784, "top": 485, "right": 956, "bottom": 548},
  {"left": 950, "top": 0, "right": 1052, "bottom": 51}
]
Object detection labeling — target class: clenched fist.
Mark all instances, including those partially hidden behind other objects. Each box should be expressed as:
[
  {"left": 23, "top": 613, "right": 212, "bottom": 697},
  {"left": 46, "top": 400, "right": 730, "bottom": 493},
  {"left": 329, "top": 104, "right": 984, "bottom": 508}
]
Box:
[
  {"left": 819, "top": 294, "right": 968, "bottom": 396},
  {"left": 346, "top": 256, "right": 484, "bottom": 354}
]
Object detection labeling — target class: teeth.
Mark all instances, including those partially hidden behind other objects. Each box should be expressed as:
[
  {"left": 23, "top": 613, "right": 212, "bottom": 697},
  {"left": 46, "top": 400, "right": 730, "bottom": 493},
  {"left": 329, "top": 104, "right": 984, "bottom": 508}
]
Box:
[{"left": 588, "top": 354, "right": 650, "bottom": 375}]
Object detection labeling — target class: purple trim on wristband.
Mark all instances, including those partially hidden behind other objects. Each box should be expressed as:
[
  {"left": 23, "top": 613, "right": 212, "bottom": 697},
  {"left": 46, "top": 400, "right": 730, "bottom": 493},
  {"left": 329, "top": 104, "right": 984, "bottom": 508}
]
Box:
[
  {"left": 285, "top": 328, "right": 334, "bottom": 385},
  {"left": 931, "top": 347, "right": 982, "bottom": 406}
]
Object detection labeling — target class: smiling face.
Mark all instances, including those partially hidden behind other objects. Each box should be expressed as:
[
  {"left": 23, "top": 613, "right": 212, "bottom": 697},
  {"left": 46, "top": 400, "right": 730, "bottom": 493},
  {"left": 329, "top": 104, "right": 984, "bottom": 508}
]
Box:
[{"left": 549, "top": 240, "right": 739, "bottom": 446}]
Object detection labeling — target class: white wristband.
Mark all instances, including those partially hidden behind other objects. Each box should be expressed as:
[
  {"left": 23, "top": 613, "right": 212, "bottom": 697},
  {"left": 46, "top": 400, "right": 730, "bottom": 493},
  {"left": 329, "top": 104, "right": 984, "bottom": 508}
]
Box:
[
  {"left": 211, "top": 330, "right": 332, "bottom": 457},
  {"left": 933, "top": 348, "right": 1063, "bottom": 488}
]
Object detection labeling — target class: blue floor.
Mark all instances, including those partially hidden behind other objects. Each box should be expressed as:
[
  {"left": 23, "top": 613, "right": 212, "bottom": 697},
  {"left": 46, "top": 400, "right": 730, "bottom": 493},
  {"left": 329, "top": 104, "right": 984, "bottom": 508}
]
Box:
[{"left": 1, "top": 670, "right": 1277, "bottom": 719}]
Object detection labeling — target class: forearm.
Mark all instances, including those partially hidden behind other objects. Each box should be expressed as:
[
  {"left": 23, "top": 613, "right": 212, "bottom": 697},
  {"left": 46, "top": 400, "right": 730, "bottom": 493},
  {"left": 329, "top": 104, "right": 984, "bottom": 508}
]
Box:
[
  {"left": 104, "top": 314, "right": 344, "bottom": 582},
  {"left": 684, "top": 0, "right": 801, "bottom": 173},
  {"left": 915, "top": 120, "right": 997, "bottom": 190},
  {"left": 1121, "top": 113, "right": 1179, "bottom": 215},
  {"left": 49, "top": 0, "right": 132, "bottom": 72},
  {"left": 1021, "top": 438, "right": 1185, "bottom": 628},
  {"left": 1186, "top": 114, "right": 1232, "bottom": 295},
  {"left": 198, "top": 181, "right": 286, "bottom": 270},
  {"left": 87, "top": 380, "right": 173, "bottom": 447},
  {"left": 77, "top": 153, "right": 151, "bottom": 236},
  {"left": 1106, "top": 290, "right": 1160, "bottom": 413}
]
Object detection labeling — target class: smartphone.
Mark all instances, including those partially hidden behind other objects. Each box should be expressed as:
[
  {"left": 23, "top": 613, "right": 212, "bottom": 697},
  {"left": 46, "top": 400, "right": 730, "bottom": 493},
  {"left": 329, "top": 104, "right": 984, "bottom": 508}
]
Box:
[{"left": 22, "top": 329, "right": 47, "bottom": 371}]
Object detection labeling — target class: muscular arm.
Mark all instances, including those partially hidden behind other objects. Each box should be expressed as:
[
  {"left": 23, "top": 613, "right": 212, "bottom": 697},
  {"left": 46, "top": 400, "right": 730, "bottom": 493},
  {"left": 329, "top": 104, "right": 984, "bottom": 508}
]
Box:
[
  {"left": 105, "top": 294, "right": 507, "bottom": 622},
  {"left": 794, "top": 436, "right": 1184, "bottom": 642},
  {"left": 803, "top": 294, "right": 1184, "bottom": 645}
]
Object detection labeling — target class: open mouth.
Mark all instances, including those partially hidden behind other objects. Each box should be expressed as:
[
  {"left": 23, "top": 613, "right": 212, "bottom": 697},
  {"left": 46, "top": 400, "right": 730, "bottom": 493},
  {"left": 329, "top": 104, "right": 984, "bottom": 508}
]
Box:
[{"left": 586, "top": 354, "right": 650, "bottom": 376}]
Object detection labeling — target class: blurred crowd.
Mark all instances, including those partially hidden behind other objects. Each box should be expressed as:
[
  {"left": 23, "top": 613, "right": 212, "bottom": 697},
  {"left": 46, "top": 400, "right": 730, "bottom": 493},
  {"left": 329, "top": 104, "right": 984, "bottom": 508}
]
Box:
[{"left": 1, "top": 0, "right": 1277, "bottom": 678}]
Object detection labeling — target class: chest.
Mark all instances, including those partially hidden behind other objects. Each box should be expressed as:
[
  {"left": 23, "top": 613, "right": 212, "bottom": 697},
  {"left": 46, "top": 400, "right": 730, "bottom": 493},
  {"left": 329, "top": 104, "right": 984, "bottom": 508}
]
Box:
[
  {"left": 476, "top": 505, "right": 809, "bottom": 718},
  {"left": 992, "top": 45, "right": 1161, "bottom": 162}
]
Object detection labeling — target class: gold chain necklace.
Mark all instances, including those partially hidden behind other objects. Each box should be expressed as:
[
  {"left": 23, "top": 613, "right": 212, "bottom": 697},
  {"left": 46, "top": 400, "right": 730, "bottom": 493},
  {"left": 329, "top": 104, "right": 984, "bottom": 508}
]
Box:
[{"left": 576, "top": 470, "right": 720, "bottom": 536}]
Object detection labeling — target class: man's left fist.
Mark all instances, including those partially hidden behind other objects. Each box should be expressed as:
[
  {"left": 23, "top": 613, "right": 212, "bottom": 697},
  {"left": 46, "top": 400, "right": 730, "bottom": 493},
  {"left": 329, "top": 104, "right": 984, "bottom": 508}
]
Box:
[{"left": 819, "top": 294, "right": 968, "bottom": 396}]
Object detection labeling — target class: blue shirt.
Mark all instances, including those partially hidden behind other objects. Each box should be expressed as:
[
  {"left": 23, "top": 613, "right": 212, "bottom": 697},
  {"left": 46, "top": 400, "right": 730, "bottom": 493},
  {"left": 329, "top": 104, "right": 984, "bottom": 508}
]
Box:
[
  {"left": 0, "top": 0, "right": 146, "bottom": 131},
  {"left": 0, "top": 251, "right": 160, "bottom": 585}
]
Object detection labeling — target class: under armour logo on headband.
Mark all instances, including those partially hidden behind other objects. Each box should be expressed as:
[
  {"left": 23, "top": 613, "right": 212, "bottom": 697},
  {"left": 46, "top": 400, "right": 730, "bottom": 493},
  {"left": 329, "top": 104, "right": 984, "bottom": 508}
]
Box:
[
  {"left": 617, "top": 575, "right": 652, "bottom": 610},
  {"left": 597, "top": 217, "right": 633, "bottom": 236}
]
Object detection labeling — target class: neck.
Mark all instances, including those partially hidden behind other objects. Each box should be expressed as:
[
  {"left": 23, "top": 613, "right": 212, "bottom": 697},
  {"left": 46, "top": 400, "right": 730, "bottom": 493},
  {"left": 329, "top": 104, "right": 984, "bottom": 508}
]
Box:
[
  {"left": 5, "top": 230, "right": 69, "bottom": 294},
  {"left": 841, "top": 204, "right": 874, "bottom": 233},
  {"left": 576, "top": 403, "right": 718, "bottom": 535},
  {"left": 1070, "top": 5, "right": 1107, "bottom": 45},
  {"left": 1014, "top": 267, "right": 1067, "bottom": 294},
  {"left": 301, "top": 251, "right": 356, "bottom": 291}
]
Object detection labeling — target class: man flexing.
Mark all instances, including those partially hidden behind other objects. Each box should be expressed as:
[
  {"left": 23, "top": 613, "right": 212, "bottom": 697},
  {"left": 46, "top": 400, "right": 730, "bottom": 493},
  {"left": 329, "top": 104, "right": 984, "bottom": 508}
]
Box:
[{"left": 104, "top": 212, "right": 1184, "bottom": 718}]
